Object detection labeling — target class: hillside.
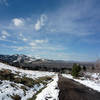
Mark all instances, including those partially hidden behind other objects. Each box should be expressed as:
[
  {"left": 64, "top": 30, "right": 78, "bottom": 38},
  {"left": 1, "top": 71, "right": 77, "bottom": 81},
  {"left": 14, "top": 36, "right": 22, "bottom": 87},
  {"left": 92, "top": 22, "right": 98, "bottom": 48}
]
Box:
[
  {"left": 0, "top": 62, "right": 59, "bottom": 100},
  {"left": 0, "top": 62, "right": 100, "bottom": 100},
  {"left": 0, "top": 54, "right": 95, "bottom": 72}
]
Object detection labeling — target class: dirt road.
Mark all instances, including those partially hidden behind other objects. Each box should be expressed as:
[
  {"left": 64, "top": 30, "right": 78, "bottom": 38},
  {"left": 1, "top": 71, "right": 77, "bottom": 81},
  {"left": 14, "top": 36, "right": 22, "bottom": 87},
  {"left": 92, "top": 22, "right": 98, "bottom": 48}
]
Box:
[{"left": 58, "top": 75, "right": 100, "bottom": 100}]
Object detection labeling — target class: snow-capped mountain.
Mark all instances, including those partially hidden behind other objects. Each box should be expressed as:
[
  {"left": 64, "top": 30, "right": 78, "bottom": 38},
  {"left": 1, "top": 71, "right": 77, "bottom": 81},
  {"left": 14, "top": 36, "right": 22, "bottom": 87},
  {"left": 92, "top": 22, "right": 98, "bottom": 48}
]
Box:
[
  {"left": 0, "top": 54, "right": 49, "bottom": 64},
  {"left": 0, "top": 54, "right": 36, "bottom": 64},
  {"left": 0, "top": 54, "right": 51, "bottom": 70},
  {"left": 0, "top": 54, "right": 95, "bottom": 72}
]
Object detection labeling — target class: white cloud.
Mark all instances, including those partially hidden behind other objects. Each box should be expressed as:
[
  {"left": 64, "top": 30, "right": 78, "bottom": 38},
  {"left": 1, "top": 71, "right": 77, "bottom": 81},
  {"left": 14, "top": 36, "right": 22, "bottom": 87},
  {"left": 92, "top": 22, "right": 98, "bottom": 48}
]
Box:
[
  {"left": 29, "top": 39, "right": 48, "bottom": 47},
  {"left": 35, "top": 20, "right": 41, "bottom": 31},
  {"left": 0, "top": 30, "right": 10, "bottom": 40},
  {"left": 1, "top": 35, "right": 6, "bottom": 39},
  {"left": 35, "top": 39, "right": 48, "bottom": 44},
  {"left": 27, "top": 39, "right": 48, "bottom": 49},
  {"left": 22, "top": 38, "right": 27, "bottom": 42},
  {"left": 2, "top": 30, "right": 9, "bottom": 36},
  {"left": 35, "top": 14, "right": 47, "bottom": 31},
  {"left": 12, "top": 18, "right": 24, "bottom": 27},
  {"left": 19, "top": 33, "right": 28, "bottom": 42},
  {"left": 29, "top": 42, "right": 36, "bottom": 47},
  {"left": 16, "top": 47, "right": 25, "bottom": 51},
  {"left": 11, "top": 46, "right": 26, "bottom": 51}
]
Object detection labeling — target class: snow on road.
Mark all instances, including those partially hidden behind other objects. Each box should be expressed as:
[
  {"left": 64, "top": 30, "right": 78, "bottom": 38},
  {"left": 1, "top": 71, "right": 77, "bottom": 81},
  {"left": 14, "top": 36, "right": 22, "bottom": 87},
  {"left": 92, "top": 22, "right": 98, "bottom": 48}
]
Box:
[
  {"left": 62, "top": 74, "right": 100, "bottom": 92},
  {"left": 36, "top": 75, "right": 59, "bottom": 100}
]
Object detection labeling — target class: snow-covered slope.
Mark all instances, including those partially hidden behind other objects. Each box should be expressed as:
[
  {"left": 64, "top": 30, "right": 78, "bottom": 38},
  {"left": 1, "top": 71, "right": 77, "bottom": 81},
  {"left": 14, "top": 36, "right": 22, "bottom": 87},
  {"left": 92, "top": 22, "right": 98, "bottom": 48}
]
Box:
[
  {"left": 0, "top": 62, "right": 55, "bottom": 79},
  {"left": 0, "top": 62, "right": 59, "bottom": 100}
]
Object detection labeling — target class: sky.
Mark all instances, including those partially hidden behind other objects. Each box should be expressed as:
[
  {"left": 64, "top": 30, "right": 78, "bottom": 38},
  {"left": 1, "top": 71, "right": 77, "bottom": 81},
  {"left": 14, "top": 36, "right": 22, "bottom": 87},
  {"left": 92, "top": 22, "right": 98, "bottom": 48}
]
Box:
[{"left": 0, "top": 0, "right": 100, "bottom": 61}]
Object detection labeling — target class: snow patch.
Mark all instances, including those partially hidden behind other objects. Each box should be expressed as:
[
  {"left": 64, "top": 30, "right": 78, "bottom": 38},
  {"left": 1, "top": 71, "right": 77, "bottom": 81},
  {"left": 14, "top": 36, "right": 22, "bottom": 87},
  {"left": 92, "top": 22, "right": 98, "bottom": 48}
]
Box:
[{"left": 36, "top": 75, "right": 59, "bottom": 100}]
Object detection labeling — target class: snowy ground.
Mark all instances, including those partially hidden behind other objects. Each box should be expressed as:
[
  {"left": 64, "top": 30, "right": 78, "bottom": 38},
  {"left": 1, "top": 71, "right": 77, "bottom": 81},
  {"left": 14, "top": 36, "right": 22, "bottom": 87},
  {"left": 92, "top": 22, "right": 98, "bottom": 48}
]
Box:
[
  {"left": 0, "top": 63, "right": 55, "bottom": 79},
  {"left": 0, "top": 62, "right": 59, "bottom": 100},
  {"left": 1, "top": 62, "right": 100, "bottom": 99},
  {"left": 0, "top": 80, "right": 44, "bottom": 100},
  {"left": 36, "top": 75, "right": 59, "bottom": 100},
  {"left": 62, "top": 73, "right": 100, "bottom": 92}
]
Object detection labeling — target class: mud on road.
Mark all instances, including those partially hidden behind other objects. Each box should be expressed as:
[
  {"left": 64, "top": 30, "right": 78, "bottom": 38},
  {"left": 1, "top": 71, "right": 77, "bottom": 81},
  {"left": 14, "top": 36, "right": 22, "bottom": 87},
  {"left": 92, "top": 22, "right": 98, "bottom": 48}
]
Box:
[{"left": 58, "top": 75, "right": 100, "bottom": 100}]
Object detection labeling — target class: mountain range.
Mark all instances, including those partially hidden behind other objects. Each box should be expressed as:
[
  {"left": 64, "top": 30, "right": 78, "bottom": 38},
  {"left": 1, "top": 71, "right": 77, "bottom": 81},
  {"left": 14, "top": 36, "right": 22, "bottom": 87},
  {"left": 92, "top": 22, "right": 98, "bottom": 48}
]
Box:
[{"left": 0, "top": 54, "right": 95, "bottom": 72}]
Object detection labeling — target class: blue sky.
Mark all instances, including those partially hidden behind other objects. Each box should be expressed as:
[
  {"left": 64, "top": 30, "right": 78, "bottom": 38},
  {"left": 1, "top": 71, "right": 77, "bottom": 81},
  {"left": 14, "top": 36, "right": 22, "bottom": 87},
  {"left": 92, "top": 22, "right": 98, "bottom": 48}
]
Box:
[{"left": 0, "top": 0, "right": 100, "bottom": 61}]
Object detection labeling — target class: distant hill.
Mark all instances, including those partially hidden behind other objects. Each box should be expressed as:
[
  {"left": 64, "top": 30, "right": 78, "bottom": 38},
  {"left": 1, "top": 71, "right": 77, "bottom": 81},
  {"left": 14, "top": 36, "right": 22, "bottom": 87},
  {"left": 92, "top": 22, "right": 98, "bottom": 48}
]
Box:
[{"left": 0, "top": 54, "right": 95, "bottom": 72}]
